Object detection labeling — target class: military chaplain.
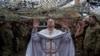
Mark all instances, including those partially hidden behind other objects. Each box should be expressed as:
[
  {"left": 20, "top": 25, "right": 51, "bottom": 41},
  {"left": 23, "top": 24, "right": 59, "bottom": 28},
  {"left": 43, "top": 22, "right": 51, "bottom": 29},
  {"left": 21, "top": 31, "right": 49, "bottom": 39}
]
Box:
[{"left": 26, "top": 18, "right": 75, "bottom": 56}]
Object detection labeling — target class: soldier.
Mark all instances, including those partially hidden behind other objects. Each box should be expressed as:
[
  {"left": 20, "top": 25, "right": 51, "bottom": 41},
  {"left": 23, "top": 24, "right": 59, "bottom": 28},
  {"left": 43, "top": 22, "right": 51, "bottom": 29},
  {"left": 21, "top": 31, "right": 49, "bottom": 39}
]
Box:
[
  {"left": 18, "top": 23, "right": 28, "bottom": 56},
  {"left": 0, "top": 23, "right": 5, "bottom": 56},
  {"left": 12, "top": 22, "right": 22, "bottom": 55},
  {"left": 2, "top": 22, "right": 14, "bottom": 56},
  {"left": 21, "top": 23, "right": 29, "bottom": 49},
  {"left": 74, "top": 20, "right": 88, "bottom": 56},
  {"left": 26, "top": 20, "right": 33, "bottom": 46},
  {"left": 84, "top": 15, "right": 100, "bottom": 56},
  {"left": 0, "top": 15, "right": 5, "bottom": 56}
]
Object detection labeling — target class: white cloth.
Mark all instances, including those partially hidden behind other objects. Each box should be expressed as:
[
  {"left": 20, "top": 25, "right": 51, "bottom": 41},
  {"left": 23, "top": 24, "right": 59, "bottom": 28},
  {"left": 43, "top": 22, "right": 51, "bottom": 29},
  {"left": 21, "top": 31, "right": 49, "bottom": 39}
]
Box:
[
  {"left": 38, "top": 29, "right": 65, "bottom": 38},
  {"left": 26, "top": 28, "right": 75, "bottom": 56}
]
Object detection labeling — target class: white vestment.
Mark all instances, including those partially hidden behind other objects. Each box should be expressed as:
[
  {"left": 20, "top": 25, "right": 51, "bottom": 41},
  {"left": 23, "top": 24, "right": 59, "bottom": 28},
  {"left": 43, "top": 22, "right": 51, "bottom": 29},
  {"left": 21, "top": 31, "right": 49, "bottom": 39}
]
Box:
[{"left": 26, "top": 28, "right": 75, "bottom": 56}]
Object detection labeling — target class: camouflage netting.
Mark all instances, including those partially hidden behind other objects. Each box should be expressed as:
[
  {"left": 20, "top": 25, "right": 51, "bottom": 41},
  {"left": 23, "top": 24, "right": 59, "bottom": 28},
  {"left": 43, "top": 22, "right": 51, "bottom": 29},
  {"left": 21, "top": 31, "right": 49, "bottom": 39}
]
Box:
[{"left": 0, "top": 4, "right": 100, "bottom": 22}]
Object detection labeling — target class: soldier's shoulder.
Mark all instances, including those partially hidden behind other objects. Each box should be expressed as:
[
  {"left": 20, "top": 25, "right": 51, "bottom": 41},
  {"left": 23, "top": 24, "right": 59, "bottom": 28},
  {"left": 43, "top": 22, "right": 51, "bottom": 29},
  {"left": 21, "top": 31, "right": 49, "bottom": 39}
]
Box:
[
  {"left": 96, "top": 24, "right": 100, "bottom": 29},
  {"left": 95, "top": 24, "right": 100, "bottom": 32}
]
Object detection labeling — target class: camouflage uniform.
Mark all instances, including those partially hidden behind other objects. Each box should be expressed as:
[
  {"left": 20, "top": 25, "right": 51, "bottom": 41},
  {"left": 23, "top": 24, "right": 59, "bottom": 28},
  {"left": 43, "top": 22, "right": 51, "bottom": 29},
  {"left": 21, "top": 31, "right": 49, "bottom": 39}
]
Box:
[
  {"left": 74, "top": 27, "right": 85, "bottom": 56},
  {"left": 2, "top": 27, "right": 14, "bottom": 56},
  {"left": 95, "top": 24, "right": 100, "bottom": 56},
  {"left": 18, "top": 24, "right": 28, "bottom": 56},
  {"left": 75, "top": 37, "right": 84, "bottom": 56},
  {"left": 84, "top": 23, "right": 100, "bottom": 56},
  {"left": 12, "top": 26, "right": 22, "bottom": 56},
  {"left": 0, "top": 25, "right": 5, "bottom": 56}
]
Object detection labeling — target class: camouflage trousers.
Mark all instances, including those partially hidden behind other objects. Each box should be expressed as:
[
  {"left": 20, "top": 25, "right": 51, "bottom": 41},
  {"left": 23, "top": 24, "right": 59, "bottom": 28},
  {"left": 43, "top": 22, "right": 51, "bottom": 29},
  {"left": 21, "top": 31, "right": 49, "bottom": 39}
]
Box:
[
  {"left": 2, "top": 46, "right": 12, "bottom": 56},
  {"left": 16, "top": 37, "right": 25, "bottom": 51},
  {"left": 75, "top": 38, "right": 84, "bottom": 56},
  {"left": 84, "top": 48, "right": 95, "bottom": 56},
  {"left": 16, "top": 37, "right": 26, "bottom": 56}
]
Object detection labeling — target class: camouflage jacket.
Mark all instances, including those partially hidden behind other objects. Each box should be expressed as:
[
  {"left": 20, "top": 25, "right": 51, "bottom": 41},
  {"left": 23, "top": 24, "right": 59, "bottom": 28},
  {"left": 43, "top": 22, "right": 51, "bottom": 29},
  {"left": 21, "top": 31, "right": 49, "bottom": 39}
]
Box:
[{"left": 84, "top": 23, "right": 100, "bottom": 53}]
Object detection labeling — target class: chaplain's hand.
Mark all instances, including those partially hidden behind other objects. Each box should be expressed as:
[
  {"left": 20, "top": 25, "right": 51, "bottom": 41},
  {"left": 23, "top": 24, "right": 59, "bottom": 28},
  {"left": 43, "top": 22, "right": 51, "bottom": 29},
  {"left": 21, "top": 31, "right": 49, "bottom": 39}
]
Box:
[
  {"left": 61, "top": 19, "right": 70, "bottom": 32},
  {"left": 61, "top": 23, "right": 69, "bottom": 29},
  {"left": 61, "top": 19, "right": 69, "bottom": 29},
  {"left": 33, "top": 19, "right": 39, "bottom": 29}
]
